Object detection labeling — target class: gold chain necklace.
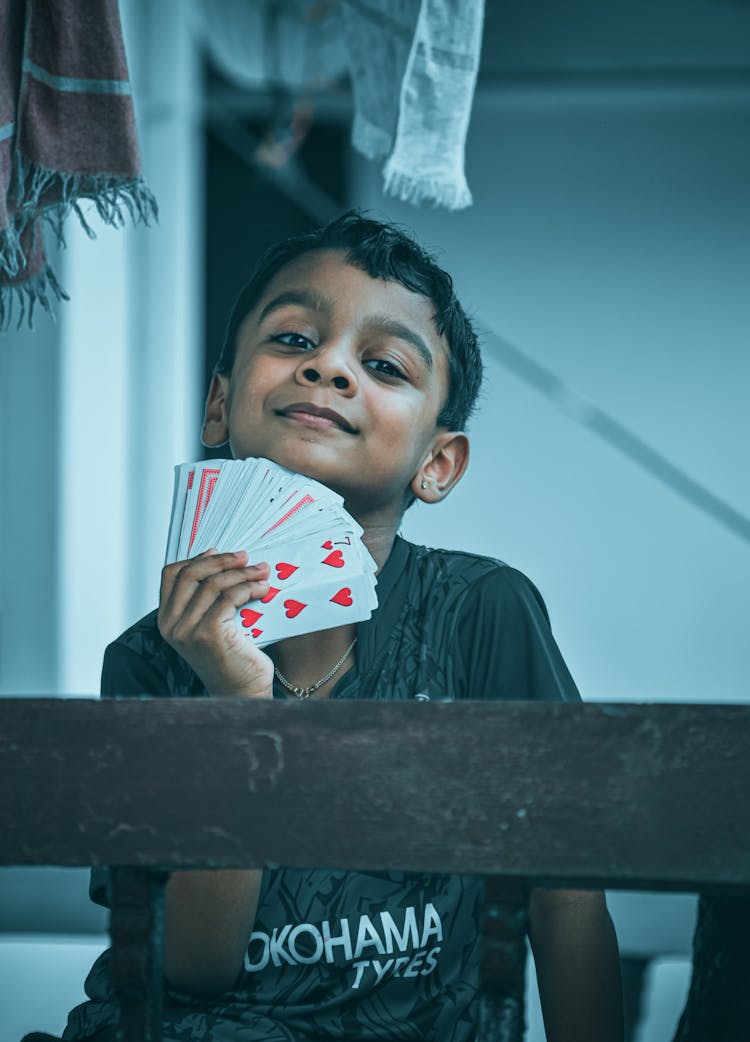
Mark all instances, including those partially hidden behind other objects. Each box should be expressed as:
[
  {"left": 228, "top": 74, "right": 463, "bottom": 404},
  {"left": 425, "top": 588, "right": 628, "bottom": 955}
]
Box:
[{"left": 274, "top": 638, "right": 357, "bottom": 699}]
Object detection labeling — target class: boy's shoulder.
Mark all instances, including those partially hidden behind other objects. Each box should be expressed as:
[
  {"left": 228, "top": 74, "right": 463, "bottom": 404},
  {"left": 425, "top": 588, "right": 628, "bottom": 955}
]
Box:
[
  {"left": 395, "top": 539, "right": 577, "bottom": 702},
  {"left": 403, "top": 539, "right": 548, "bottom": 616},
  {"left": 108, "top": 607, "right": 162, "bottom": 658},
  {"left": 407, "top": 539, "right": 510, "bottom": 575}
]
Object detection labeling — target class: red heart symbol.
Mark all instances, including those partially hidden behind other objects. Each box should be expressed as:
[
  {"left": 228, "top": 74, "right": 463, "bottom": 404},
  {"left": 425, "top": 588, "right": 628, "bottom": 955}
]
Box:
[
  {"left": 322, "top": 550, "right": 345, "bottom": 568},
  {"left": 240, "top": 608, "right": 262, "bottom": 628},
  {"left": 322, "top": 540, "right": 333, "bottom": 550},
  {"left": 275, "top": 562, "right": 298, "bottom": 581},
  {"left": 330, "top": 587, "right": 353, "bottom": 607},
  {"left": 284, "top": 599, "right": 306, "bottom": 619},
  {"left": 261, "top": 586, "right": 280, "bottom": 603},
  {"left": 251, "top": 627, "right": 263, "bottom": 638}
]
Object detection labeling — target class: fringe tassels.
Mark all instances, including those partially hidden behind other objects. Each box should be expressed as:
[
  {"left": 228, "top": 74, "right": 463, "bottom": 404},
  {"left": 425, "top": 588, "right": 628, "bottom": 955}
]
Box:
[
  {"left": 1, "top": 154, "right": 157, "bottom": 329},
  {"left": 0, "top": 263, "right": 68, "bottom": 331},
  {"left": 382, "top": 164, "right": 473, "bottom": 211}
]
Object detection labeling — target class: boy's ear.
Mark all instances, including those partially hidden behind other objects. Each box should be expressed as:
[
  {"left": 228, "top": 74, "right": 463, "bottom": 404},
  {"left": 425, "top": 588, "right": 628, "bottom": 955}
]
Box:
[
  {"left": 411, "top": 431, "right": 470, "bottom": 504},
  {"left": 201, "top": 373, "right": 230, "bottom": 447}
]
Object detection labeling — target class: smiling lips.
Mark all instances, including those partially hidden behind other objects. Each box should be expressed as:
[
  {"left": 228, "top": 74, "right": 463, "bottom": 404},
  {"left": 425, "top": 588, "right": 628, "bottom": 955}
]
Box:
[{"left": 278, "top": 402, "right": 356, "bottom": 433}]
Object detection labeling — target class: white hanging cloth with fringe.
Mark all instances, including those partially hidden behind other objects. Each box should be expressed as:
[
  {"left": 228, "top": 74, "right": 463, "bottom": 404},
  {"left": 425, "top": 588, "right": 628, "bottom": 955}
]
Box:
[
  {"left": 341, "top": 0, "right": 485, "bottom": 211},
  {"left": 197, "top": 0, "right": 485, "bottom": 211}
]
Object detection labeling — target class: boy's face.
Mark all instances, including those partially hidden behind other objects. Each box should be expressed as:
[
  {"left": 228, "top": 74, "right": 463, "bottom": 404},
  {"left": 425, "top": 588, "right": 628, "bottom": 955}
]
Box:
[{"left": 203, "top": 249, "right": 464, "bottom": 518}]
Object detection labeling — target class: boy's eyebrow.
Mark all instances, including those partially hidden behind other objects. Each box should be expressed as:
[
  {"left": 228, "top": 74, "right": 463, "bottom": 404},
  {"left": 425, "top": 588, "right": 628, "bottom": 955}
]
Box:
[
  {"left": 362, "top": 315, "right": 434, "bottom": 371},
  {"left": 257, "top": 289, "right": 333, "bottom": 323}
]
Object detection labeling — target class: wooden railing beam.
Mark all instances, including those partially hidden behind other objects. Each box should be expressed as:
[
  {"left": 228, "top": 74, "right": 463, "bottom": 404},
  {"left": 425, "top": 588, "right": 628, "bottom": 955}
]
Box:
[{"left": 2, "top": 699, "right": 749, "bottom": 891}]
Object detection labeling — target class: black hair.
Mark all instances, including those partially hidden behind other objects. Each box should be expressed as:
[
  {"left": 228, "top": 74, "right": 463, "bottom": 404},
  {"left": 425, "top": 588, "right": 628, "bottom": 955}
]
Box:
[{"left": 215, "top": 211, "right": 483, "bottom": 431}]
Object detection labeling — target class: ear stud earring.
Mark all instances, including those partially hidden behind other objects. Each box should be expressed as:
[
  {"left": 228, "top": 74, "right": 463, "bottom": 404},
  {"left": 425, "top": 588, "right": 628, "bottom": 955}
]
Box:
[{"left": 421, "top": 480, "right": 428, "bottom": 489}]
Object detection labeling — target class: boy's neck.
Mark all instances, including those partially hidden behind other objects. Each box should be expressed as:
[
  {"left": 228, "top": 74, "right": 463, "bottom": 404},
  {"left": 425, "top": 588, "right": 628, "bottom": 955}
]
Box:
[
  {"left": 361, "top": 522, "right": 400, "bottom": 573},
  {"left": 345, "top": 499, "right": 405, "bottom": 573}
]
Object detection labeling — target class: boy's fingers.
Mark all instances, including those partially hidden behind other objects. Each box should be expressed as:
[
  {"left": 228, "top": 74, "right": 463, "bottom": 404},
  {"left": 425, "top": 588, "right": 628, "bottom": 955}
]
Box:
[
  {"left": 160, "top": 554, "right": 269, "bottom": 616},
  {"left": 184, "top": 569, "right": 270, "bottom": 618},
  {"left": 197, "top": 582, "right": 269, "bottom": 631},
  {"left": 168, "top": 583, "right": 270, "bottom": 646},
  {"left": 161, "top": 571, "right": 272, "bottom": 641},
  {"left": 161, "top": 549, "right": 221, "bottom": 603},
  {"left": 168, "top": 551, "right": 265, "bottom": 585}
]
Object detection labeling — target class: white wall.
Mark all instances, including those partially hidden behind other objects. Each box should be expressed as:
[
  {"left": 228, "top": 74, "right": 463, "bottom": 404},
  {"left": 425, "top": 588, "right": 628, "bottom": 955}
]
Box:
[
  {"left": 0, "top": 298, "right": 60, "bottom": 695},
  {"left": 0, "top": 934, "right": 108, "bottom": 1040},
  {"left": 352, "top": 85, "right": 750, "bottom": 702}
]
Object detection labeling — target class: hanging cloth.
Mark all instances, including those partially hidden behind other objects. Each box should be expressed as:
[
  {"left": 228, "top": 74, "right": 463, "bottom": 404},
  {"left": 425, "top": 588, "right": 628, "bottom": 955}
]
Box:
[
  {"left": 198, "top": 0, "right": 485, "bottom": 213},
  {"left": 341, "top": 0, "right": 485, "bottom": 210},
  {"left": 0, "top": 0, "right": 157, "bottom": 328}
]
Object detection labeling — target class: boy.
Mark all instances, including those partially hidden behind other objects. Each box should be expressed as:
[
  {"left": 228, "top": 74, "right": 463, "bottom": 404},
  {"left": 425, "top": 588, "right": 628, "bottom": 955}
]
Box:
[{"left": 63, "top": 213, "right": 623, "bottom": 1042}]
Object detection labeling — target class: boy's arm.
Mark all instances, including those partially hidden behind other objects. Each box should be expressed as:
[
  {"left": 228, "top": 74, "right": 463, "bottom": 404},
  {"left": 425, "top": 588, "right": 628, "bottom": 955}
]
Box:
[
  {"left": 528, "top": 888, "right": 624, "bottom": 1042},
  {"left": 164, "top": 869, "right": 264, "bottom": 996}
]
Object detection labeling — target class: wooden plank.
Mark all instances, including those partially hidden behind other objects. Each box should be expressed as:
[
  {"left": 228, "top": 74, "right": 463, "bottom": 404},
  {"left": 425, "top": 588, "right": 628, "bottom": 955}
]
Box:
[
  {"left": 1, "top": 699, "right": 749, "bottom": 890},
  {"left": 109, "top": 867, "right": 168, "bottom": 1042}
]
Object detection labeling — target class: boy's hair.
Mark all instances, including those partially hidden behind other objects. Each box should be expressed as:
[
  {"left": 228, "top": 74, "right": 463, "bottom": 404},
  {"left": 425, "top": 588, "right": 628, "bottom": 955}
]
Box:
[{"left": 215, "top": 211, "right": 483, "bottom": 431}]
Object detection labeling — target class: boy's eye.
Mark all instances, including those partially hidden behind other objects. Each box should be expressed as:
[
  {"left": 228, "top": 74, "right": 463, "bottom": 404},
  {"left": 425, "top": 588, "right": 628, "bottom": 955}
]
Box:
[
  {"left": 365, "top": 358, "right": 406, "bottom": 380},
  {"left": 271, "top": 332, "right": 316, "bottom": 350}
]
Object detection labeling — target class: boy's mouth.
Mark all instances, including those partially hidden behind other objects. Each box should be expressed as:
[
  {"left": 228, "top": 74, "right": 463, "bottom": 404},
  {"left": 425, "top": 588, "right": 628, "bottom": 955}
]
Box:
[{"left": 276, "top": 402, "right": 356, "bottom": 434}]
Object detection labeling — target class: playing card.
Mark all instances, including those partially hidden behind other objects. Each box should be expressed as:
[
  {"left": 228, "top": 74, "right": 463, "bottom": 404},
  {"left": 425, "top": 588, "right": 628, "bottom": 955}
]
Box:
[
  {"left": 237, "top": 571, "right": 374, "bottom": 646},
  {"left": 165, "top": 464, "right": 193, "bottom": 564},
  {"left": 252, "top": 531, "right": 368, "bottom": 599},
  {"left": 164, "top": 457, "right": 378, "bottom": 645},
  {"left": 174, "top": 462, "right": 222, "bottom": 559}
]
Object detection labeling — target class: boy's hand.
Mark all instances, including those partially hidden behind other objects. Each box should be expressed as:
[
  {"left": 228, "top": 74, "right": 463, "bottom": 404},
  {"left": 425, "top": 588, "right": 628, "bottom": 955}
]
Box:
[{"left": 158, "top": 550, "right": 274, "bottom": 698}]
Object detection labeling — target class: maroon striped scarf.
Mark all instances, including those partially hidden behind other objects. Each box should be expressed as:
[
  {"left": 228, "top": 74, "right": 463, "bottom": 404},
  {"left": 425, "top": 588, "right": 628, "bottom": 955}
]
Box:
[{"left": 0, "top": 0, "right": 156, "bottom": 327}]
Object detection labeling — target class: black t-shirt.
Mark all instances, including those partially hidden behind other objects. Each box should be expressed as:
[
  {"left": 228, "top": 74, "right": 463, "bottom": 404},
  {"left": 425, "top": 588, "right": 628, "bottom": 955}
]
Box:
[{"left": 63, "top": 538, "right": 580, "bottom": 1042}]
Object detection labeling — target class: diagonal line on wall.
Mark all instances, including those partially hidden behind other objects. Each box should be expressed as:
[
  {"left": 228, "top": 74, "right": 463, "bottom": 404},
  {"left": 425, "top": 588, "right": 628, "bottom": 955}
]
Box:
[{"left": 482, "top": 329, "right": 750, "bottom": 547}]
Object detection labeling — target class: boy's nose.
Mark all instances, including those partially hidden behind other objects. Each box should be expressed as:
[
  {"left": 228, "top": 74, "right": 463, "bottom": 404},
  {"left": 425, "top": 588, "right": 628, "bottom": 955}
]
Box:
[
  {"left": 294, "top": 345, "right": 357, "bottom": 393},
  {"left": 301, "top": 367, "right": 350, "bottom": 391}
]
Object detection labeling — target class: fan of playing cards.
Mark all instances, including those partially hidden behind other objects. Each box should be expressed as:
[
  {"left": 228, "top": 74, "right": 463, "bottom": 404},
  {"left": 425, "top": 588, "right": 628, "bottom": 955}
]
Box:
[{"left": 165, "top": 458, "right": 378, "bottom": 647}]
